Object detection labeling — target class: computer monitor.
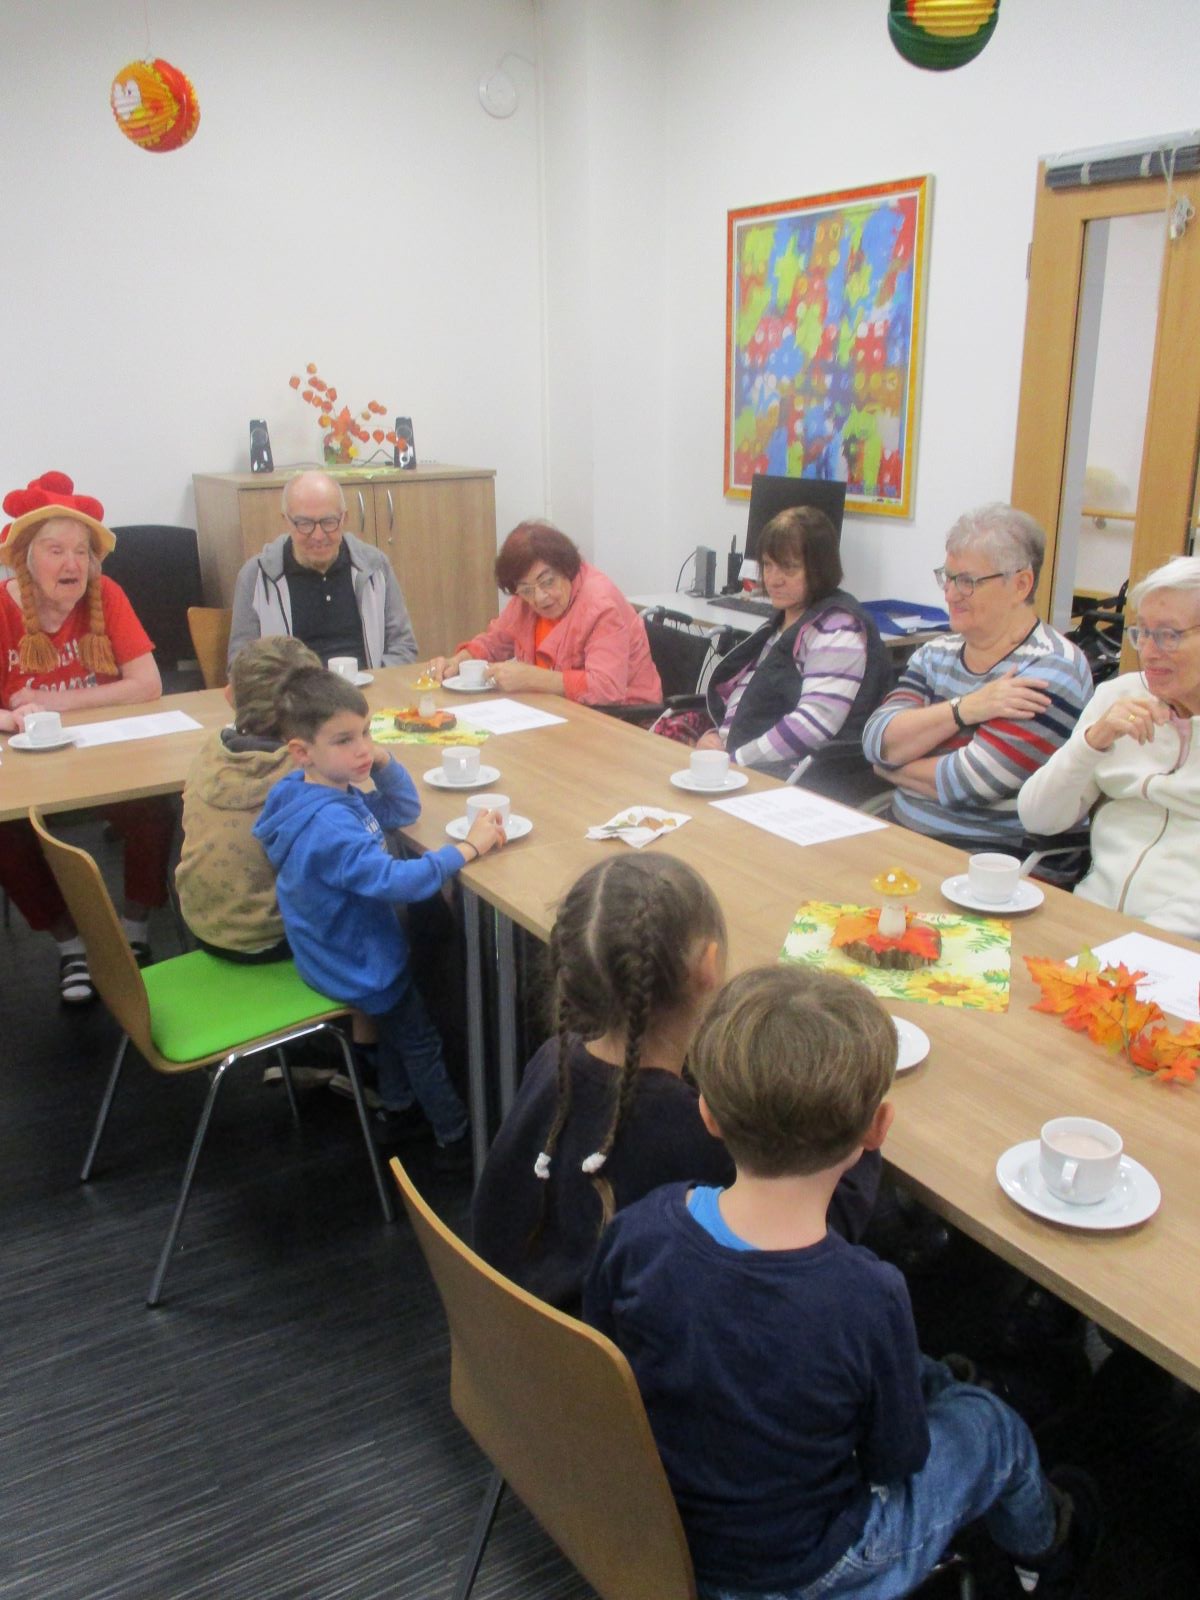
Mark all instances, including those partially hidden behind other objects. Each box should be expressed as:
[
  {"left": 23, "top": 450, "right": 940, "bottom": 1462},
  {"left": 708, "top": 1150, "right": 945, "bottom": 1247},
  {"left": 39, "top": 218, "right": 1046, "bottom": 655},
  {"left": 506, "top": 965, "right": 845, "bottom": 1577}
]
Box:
[{"left": 744, "top": 474, "right": 847, "bottom": 563}]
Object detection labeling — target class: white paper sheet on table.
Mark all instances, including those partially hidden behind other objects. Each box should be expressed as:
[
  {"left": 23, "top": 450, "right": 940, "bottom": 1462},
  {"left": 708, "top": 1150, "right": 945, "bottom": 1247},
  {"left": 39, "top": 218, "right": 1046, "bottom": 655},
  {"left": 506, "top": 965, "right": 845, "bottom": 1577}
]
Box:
[
  {"left": 450, "top": 698, "right": 566, "bottom": 735},
  {"left": 711, "top": 787, "right": 889, "bottom": 846},
  {"left": 68, "top": 710, "right": 205, "bottom": 748},
  {"left": 1069, "top": 931, "right": 1200, "bottom": 1024}
]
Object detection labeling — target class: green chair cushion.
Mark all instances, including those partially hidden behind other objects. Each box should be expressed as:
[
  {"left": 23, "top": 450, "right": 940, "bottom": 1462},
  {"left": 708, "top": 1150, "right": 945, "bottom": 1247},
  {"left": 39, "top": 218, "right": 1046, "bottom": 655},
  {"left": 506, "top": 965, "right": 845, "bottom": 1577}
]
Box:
[{"left": 141, "top": 951, "right": 343, "bottom": 1063}]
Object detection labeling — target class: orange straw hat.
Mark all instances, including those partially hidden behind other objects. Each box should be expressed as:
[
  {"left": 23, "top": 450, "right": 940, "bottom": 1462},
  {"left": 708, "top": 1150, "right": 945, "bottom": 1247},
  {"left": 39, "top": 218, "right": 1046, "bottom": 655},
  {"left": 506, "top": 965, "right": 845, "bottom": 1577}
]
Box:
[{"left": 1, "top": 471, "right": 117, "bottom": 675}]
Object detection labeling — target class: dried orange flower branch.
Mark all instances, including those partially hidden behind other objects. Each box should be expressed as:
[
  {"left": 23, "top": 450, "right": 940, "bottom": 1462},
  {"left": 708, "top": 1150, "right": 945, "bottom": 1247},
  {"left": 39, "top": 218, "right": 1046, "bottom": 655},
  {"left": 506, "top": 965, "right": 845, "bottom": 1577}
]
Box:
[
  {"left": 288, "top": 364, "right": 399, "bottom": 465},
  {"left": 1024, "top": 952, "right": 1200, "bottom": 1086}
]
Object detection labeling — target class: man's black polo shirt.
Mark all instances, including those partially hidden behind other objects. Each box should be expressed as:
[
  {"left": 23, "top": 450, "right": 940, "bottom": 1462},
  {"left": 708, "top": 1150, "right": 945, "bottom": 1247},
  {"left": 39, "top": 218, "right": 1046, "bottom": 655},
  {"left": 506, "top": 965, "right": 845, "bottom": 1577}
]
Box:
[{"left": 282, "top": 538, "right": 364, "bottom": 665}]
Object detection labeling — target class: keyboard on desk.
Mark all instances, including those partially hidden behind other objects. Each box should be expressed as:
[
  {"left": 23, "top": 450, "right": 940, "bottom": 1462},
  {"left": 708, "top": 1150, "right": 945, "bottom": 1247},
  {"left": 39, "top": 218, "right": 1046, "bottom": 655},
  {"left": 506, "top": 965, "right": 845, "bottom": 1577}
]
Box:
[{"left": 707, "top": 593, "right": 775, "bottom": 620}]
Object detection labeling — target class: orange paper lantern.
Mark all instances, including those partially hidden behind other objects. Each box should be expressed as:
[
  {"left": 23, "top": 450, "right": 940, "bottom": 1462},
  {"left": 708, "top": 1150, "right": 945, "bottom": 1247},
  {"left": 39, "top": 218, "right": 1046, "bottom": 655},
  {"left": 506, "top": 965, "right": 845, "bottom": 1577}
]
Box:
[{"left": 111, "top": 58, "right": 200, "bottom": 153}]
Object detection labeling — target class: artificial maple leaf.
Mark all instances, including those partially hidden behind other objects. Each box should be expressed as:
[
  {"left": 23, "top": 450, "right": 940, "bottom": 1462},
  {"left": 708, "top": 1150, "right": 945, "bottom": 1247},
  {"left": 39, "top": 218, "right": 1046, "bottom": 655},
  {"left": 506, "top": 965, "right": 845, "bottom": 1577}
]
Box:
[
  {"left": 1024, "top": 953, "right": 1100, "bottom": 1015},
  {"left": 1066, "top": 986, "right": 1162, "bottom": 1053},
  {"left": 1128, "top": 1022, "right": 1200, "bottom": 1085}
]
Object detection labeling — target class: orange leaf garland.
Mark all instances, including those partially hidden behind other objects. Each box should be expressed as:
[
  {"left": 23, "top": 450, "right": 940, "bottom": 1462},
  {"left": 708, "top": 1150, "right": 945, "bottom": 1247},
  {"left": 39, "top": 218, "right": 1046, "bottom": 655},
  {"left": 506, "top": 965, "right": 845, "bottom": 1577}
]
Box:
[{"left": 1024, "top": 953, "right": 1190, "bottom": 1087}]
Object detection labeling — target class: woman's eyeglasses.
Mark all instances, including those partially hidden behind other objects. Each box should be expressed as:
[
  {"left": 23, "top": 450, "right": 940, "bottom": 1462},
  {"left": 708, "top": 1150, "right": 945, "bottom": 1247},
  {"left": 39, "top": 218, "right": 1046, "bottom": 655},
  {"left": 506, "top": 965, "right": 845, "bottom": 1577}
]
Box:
[
  {"left": 515, "top": 571, "right": 560, "bottom": 600},
  {"left": 1127, "top": 623, "right": 1200, "bottom": 653},
  {"left": 287, "top": 514, "right": 343, "bottom": 535},
  {"left": 933, "top": 567, "right": 1013, "bottom": 597}
]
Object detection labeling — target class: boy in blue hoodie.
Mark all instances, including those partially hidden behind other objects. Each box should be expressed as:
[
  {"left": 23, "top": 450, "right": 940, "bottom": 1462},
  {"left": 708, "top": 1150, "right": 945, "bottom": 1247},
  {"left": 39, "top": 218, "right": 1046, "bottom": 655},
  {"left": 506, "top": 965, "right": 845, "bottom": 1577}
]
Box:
[{"left": 253, "top": 667, "right": 505, "bottom": 1171}]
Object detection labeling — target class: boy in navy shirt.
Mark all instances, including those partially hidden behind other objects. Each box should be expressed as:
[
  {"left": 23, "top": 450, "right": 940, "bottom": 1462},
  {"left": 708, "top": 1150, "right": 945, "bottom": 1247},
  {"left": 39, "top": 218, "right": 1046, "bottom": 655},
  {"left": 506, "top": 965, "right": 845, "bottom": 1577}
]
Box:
[
  {"left": 584, "top": 965, "right": 1097, "bottom": 1599},
  {"left": 254, "top": 667, "right": 504, "bottom": 1170}
]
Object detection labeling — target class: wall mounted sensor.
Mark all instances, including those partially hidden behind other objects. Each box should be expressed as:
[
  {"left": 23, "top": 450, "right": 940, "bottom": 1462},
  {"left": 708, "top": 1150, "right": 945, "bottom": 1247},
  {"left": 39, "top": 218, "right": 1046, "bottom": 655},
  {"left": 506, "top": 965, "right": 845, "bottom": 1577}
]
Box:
[{"left": 479, "top": 68, "right": 518, "bottom": 118}]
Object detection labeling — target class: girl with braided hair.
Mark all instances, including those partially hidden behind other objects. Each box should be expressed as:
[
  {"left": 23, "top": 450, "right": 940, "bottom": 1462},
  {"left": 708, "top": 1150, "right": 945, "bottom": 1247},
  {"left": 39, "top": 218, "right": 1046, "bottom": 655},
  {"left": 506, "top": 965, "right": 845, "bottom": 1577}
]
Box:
[
  {"left": 0, "top": 472, "right": 170, "bottom": 1003},
  {"left": 472, "top": 855, "right": 881, "bottom": 1313}
]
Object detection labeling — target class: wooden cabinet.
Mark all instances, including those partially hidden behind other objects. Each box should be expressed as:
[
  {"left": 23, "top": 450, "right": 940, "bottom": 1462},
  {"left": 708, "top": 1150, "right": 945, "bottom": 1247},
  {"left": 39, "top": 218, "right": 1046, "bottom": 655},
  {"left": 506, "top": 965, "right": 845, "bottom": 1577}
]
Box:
[{"left": 192, "top": 466, "right": 498, "bottom": 655}]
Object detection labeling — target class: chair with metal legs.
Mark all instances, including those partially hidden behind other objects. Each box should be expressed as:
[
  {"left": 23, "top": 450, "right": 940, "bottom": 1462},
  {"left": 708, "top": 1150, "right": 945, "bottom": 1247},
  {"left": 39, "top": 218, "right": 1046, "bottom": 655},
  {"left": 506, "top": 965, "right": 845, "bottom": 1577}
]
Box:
[{"left": 31, "top": 807, "right": 395, "bottom": 1307}]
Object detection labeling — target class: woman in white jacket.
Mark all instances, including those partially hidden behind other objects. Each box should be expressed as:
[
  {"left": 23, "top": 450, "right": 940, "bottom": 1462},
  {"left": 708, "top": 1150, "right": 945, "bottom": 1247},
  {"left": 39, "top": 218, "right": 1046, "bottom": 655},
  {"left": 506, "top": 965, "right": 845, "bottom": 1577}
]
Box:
[{"left": 1018, "top": 555, "right": 1200, "bottom": 936}]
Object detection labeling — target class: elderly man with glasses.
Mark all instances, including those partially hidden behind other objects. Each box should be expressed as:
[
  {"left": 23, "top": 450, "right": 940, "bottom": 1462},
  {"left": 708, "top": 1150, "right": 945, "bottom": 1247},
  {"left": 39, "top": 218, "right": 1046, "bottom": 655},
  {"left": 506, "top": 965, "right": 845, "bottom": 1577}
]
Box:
[
  {"left": 861, "top": 504, "right": 1093, "bottom": 856},
  {"left": 227, "top": 470, "right": 417, "bottom": 672},
  {"left": 1019, "top": 555, "right": 1200, "bottom": 935}
]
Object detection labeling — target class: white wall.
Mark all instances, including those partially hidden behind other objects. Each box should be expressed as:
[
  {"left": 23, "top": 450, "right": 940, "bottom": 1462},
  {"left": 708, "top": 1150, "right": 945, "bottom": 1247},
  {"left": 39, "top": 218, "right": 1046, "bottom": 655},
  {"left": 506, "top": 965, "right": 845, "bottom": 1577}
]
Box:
[
  {"left": 7, "top": 0, "right": 1199, "bottom": 614},
  {"left": 0, "top": 0, "right": 544, "bottom": 547},
  {"left": 548, "top": 0, "right": 1200, "bottom": 602}
]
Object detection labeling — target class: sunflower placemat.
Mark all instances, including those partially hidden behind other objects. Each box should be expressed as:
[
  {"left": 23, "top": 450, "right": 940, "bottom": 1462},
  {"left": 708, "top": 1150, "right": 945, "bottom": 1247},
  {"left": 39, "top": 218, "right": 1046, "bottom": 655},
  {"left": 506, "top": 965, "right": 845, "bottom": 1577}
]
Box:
[
  {"left": 781, "top": 901, "right": 1011, "bottom": 1012},
  {"left": 370, "top": 710, "right": 489, "bottom": 748}
]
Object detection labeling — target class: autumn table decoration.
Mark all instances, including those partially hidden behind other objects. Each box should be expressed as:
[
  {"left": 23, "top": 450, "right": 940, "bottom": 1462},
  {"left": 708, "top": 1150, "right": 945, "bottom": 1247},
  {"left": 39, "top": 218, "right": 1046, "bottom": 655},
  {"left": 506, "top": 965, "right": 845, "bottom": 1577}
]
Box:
[
  {"left": 289, "top": 364, "right": 401, "bottom": 465},
  {"left": 1024, "top": 953, "right": 1200, "bottom": 1086}
]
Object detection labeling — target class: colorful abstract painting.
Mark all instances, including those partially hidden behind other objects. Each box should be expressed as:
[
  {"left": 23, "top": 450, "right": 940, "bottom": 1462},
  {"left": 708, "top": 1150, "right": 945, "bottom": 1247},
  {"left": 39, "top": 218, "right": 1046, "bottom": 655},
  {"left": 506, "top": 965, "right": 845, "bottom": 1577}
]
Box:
[{"left": 725, "top": 176, "right": 931, "bottom": 516}]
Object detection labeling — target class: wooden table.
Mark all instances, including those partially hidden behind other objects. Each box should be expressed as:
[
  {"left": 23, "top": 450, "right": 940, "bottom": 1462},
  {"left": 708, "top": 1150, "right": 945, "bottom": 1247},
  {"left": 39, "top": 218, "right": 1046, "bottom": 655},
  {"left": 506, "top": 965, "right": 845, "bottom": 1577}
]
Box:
[{"left": 8, "top": 671, "right": 1200, "bottom": 1388}]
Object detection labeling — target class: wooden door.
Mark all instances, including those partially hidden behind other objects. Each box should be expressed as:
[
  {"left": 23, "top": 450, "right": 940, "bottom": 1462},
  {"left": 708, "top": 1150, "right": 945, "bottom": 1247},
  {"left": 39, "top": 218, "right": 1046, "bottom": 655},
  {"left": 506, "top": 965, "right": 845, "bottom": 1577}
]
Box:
[{"left": 1011, "top": 164, "right": 1200, "bottom": 637}]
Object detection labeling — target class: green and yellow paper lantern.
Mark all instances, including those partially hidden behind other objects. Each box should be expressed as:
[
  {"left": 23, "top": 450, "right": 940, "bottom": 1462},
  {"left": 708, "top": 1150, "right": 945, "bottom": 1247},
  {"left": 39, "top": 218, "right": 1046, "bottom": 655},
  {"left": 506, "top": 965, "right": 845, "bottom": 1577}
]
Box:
[
  {"left": 888, "top": 1, "right": 1000, "bottom": 72},
  {"left": 110, "top": 58, "right": 200, "bottom": 152}
]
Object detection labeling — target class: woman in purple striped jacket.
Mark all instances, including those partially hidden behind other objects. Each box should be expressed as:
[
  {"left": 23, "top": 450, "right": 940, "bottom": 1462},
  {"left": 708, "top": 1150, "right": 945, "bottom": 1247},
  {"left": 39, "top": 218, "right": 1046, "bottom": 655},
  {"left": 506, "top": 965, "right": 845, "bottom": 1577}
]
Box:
[{"left": 688, "top": 507, "right": 892, "bottom": 801}]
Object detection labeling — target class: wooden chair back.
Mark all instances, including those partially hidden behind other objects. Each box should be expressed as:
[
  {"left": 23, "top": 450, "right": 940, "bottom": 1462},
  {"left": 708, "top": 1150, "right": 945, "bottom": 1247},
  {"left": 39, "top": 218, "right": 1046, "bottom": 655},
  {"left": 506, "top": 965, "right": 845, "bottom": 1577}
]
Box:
[
  {"left": 30, "top": 809, "right": 155, "bottom": 1057},
  {"left": 389, "top": 1158, "right": 696, "bottom": 1600},
  {"left": 187, "top": 606, "right": 233, "bottom": 690}
]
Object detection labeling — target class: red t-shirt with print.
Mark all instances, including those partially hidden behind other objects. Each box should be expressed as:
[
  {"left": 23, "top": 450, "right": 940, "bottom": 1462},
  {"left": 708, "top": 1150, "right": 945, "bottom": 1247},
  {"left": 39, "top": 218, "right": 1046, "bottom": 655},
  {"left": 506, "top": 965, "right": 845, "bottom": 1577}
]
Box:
[{"left": 0, "top": 576, "right": 154, "bottom": 708}]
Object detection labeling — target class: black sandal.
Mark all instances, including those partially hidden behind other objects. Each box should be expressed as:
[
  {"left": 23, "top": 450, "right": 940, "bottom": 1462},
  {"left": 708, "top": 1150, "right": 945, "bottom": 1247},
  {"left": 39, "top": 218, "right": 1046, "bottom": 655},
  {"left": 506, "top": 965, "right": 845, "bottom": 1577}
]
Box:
[{"left": 59, "top": 953, "right": 96, "bottom": 1005}]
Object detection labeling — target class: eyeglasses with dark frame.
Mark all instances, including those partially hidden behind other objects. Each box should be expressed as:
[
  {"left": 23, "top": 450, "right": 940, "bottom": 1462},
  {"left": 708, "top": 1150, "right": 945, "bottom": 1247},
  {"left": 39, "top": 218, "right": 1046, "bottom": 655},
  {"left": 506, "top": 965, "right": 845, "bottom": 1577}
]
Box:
[
  {"left": 1127, "top": 623, "right": 1200, "bottom": 654},
  {"left": 287, "top": 513, "right": 344, "bottom": 536},
  {"left": 933, "top": 566, "right": 1018, "bottom": 597}
]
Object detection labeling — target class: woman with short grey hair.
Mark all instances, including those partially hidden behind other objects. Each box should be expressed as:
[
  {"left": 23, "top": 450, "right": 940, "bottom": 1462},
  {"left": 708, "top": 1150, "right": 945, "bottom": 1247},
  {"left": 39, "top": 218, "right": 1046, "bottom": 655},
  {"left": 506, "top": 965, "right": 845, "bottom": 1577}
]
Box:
[
  {"left": 1019, "top": 554, "right": 1200, "bottom": 934},
  {"left": 944, "top": 505, "right": 1045, "bottom": 592},
  {"left": 862, "top": 504, "right": 1093, "bottom": 853}
]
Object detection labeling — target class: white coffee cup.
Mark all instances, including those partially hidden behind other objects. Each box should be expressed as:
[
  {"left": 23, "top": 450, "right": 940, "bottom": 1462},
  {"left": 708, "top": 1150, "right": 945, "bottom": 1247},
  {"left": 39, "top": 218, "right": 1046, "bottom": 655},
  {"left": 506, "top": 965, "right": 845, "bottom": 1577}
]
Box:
[
  {"left": 466, "top": 792, "right": 510, "bottom": 827},
  {"left": 25, "top": 711, "right": 63, "bottom": 746},
  {"left": 967, "top": 851, "right": 1021, "bottom": 903},
  {"left": 442, "top": 746, "right": 481, "bottom": 784},
  {"left": 690, "top": 749, "right": 731, "bottom": 789},
  {"left": 1039, "top": 1117, "right": 1123, "bottom": 1205},
  {"left": 458, "top": 658, "right": 489, "bottom": 689},
  {"left": 328, "top": 656, "right": 358, "bottom": 680}
]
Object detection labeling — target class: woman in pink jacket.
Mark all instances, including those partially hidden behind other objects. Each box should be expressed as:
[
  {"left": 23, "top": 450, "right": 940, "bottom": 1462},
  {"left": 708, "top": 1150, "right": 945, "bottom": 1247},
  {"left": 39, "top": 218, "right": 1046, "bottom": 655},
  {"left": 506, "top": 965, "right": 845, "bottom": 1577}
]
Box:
[{"left": 430, "top": 521, "right": 662, "bottom": 706}]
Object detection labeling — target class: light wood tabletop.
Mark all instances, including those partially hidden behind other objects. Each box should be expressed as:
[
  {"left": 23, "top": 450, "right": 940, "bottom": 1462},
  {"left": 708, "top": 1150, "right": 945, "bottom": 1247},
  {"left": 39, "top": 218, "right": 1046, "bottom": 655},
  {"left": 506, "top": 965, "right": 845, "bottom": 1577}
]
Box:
[{"left": 9, "top": 668, "right": 1200, "bottom": 1387}]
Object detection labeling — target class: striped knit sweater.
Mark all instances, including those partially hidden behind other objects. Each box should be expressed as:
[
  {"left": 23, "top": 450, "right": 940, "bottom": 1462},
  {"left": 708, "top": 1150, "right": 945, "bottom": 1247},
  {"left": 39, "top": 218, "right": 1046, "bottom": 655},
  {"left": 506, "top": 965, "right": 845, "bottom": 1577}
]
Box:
[
  {"left": 716, "top": 607, "right": 869, "bottom": 771},
  {"left": 861, "top": 619, "right": 1093, "bottom": 846}
]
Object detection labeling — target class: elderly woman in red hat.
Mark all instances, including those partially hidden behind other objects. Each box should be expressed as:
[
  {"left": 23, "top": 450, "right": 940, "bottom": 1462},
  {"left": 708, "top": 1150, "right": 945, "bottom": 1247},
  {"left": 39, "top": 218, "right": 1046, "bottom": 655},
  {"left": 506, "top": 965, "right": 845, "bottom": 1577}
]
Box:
[{"left": 0, "top": 471, "right": 171, "bottom": 1003}]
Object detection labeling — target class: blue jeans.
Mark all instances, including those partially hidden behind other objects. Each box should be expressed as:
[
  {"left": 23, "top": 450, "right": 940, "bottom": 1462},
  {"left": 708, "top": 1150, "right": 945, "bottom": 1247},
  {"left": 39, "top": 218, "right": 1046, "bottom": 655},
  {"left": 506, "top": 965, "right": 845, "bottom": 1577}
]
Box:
[
  {"left": 699, "top": 1360, "right": 1056, "bottom": 1600},
  {"left": 368, "top": 978, "right": 468, "bottom": 1146}
]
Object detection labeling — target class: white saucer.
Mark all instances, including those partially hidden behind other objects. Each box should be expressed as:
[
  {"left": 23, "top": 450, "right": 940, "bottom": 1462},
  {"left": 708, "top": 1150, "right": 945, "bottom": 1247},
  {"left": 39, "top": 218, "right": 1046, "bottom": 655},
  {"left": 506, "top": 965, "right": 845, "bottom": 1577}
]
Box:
[
  {"left": 424, "top": 764, "right": 501, "bottom": 790},
  {"left": 446, "top": 814, "right": 533, "bottom": 842},
  {"left": 892, "top": 1017, "right": 930, "bottom": 1074},
  {"left": 443, "top": 675, "right": 495, "bottom": 693},
  {"left": 670, "top": 769, "right": 750, "bottom": 794},
  {"left": 351, "top": 671, "right": 374, "bottom": 687},
  {"left": 996, "top": 1140, "right": 1161, "bottom": 1230},
  {"left": 941, "top": 875, "right": 1044, "bottom": 915},
  {"left": 8, "top": 732, "right": 76, "bottom": 753}
]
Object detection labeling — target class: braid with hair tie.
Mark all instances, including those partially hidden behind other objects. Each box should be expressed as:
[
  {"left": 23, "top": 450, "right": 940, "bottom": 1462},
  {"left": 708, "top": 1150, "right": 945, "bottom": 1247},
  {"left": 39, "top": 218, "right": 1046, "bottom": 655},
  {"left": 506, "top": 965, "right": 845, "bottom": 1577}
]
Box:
[
  {"left": 78, "top": 571, "right": 117, "bottom": 677},
  {"left": 585, "top": 871, "right": 660, "bottom": 1225},
  {"left": 533, "top": 921, "right": 581, "bottom": 1180},
  {"left": 14, "top": 561, "right": 59, "bottom": 674}
]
